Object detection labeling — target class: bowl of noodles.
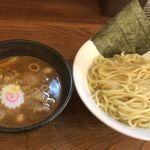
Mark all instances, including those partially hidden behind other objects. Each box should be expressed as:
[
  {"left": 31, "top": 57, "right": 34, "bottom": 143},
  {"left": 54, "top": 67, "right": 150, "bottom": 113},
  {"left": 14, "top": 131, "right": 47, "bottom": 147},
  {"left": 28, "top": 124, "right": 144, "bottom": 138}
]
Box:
[
  {"left": 0, "top": 39, "right": 73, "bottom": 132},
  {"left": 73, "top": 40, "right": 150, "bottom": 141}
]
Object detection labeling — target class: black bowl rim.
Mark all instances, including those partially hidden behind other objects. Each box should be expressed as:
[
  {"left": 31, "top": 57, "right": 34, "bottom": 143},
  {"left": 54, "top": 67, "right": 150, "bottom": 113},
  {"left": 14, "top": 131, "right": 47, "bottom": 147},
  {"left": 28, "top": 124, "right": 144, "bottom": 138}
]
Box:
[{"left": 0, "top": 39, "right": 74, "bottom": 133}]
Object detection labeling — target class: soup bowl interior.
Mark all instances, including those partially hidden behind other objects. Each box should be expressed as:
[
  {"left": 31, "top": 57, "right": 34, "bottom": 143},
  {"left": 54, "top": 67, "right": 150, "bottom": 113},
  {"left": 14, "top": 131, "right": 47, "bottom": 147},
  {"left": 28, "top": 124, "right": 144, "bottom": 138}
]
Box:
[
  {"left": 0, "top": 39, "right": 73, "bottom": 132},
  {"left": 73, "top": 40, "right": 150, "bottom": 141}
]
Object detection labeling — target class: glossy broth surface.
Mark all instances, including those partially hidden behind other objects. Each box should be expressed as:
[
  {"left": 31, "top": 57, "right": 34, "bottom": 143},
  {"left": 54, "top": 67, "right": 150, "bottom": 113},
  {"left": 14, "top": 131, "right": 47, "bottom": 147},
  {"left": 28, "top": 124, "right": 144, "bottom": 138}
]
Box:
[{"left": 0, "top": 56, "right": 62, "bottom": 128}]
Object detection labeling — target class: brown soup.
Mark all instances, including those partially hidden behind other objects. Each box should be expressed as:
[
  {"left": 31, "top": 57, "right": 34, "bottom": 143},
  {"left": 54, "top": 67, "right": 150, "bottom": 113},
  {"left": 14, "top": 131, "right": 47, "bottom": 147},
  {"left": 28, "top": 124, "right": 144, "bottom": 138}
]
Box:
[{"left": 0, "top": 56, "right": 62, "bottom": 128}]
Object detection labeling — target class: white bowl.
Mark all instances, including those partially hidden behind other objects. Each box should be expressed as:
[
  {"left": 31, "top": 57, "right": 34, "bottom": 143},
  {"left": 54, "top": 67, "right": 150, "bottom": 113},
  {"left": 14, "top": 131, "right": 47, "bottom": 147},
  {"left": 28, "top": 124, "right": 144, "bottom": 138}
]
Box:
[{"left": 73, "top": 40, "right": 150, "bottom": 141}]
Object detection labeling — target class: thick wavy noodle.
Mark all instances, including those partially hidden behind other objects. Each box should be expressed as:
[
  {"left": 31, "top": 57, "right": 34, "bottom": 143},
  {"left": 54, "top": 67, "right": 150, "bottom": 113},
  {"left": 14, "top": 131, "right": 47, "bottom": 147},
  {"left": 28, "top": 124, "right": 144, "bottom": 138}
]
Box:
[{"left": 87, "top": 53, "right": 150, "bottom": 128}]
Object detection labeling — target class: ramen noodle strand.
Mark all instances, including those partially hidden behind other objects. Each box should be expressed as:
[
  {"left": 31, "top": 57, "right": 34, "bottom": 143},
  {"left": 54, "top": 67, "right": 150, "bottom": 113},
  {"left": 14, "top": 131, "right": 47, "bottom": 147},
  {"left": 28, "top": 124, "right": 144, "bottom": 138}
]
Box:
[{"left": 87, "top": 53, "right": 150, "bottom": 128}]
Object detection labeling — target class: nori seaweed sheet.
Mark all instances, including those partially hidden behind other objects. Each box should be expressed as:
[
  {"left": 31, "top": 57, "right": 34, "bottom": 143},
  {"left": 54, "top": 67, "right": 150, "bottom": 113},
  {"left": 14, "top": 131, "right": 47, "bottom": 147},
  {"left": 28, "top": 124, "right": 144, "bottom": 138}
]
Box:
[{"left": 92, "top": 0, "right": 150, "bottom": 57}]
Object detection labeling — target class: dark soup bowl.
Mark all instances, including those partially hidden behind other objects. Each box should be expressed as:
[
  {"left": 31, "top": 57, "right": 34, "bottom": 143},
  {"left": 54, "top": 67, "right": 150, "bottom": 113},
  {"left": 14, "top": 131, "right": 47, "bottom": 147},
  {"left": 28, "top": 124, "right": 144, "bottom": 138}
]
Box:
[{"left": 0, "top": 39, "right": 73, "bottom": 132}]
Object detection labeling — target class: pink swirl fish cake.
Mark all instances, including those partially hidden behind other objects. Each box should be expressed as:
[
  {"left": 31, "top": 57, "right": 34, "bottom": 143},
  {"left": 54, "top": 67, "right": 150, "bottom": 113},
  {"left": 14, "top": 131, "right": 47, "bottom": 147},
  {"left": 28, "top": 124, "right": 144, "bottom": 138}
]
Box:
[{"left": 1, "top": 84, "right": 24, "bottom": 109}]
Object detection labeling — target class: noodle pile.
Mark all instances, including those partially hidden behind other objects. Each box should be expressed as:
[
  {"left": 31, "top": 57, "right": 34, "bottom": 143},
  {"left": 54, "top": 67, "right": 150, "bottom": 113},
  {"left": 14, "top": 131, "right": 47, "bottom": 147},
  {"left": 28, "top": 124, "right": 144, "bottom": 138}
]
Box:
[{"left": 87, "top": 53, "right": 150, "bottom": 128}]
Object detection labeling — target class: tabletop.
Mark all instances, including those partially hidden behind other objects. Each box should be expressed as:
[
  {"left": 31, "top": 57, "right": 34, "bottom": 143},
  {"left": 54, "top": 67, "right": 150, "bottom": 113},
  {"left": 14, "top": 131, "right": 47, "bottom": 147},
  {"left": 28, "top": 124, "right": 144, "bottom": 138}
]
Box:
[{"left": 0, "top": 0, "right": 149, "bottom": 150}]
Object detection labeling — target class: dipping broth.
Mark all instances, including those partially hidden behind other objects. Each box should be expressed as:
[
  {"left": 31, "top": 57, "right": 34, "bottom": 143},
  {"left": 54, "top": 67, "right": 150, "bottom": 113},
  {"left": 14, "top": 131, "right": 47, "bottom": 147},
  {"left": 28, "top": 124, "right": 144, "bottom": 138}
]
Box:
[{"left": 0, "top": 56, "right": 62, "bottom": 128}]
